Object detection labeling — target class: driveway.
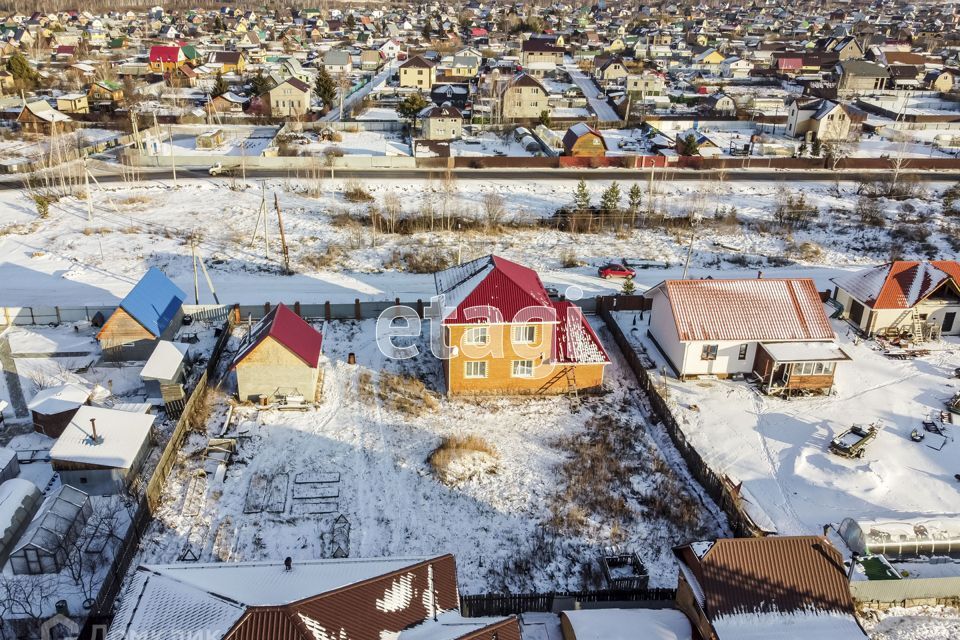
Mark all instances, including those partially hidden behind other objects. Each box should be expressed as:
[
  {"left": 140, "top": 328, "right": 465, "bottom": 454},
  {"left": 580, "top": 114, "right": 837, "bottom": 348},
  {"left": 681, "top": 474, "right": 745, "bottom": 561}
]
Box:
[{"left": 564, "top": 63, "right": 621, "bottom": 123}]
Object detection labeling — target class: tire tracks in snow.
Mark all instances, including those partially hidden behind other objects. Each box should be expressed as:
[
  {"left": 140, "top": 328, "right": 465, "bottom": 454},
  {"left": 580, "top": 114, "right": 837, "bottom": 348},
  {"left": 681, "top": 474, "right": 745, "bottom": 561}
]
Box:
[{"left": 748, "top": 393, "right": 806, "bottom": 533}]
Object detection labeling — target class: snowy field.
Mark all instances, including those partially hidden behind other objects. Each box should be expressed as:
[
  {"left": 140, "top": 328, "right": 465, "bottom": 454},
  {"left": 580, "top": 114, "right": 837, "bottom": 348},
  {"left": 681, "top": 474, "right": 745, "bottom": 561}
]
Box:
[
  {"left": 136, "top": 319, "right": 723, "bottom": 593},
  {"left": 292, "top": 129, "right": 411, "bottom": 156},
  {"left": 0, "top": 176, "right": 956, "bottom": 310},
  {"left": 861, "top": 605, "right": 960, "bottom": 639},
  {"left": 0, "top": 128, "right": 121, "bottom": 163},
  {"left": 451, "top": 131, "right": 541, "bottom": 157},
  {"left": 616, "top": 310, "right": 960, "bottom": 537},
  {"left": 147, "top": 126, "right": 279, "bottom": 157}
]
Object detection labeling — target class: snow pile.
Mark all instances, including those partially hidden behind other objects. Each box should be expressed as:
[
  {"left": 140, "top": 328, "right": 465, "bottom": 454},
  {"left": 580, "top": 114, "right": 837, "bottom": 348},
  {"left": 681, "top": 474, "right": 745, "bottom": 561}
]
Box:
[
  {"left": 861, "top": 605, "right": 960, "bottom": 640},
  {"left": 713, "top": 609, "right": 866, "bottom": 639},
  {"left": 562, "top": 608, "right": 692, "bottom": 640}
]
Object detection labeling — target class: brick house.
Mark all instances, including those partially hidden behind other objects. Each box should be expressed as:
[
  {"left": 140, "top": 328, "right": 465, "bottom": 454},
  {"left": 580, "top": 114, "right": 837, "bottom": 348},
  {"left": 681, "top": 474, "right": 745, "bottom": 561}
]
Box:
[
  {"left": 500, "top": 73, "right": 548, "bottom": 120},
  {"left": 432, "top": 255, "right": 608, "bottom": 395}
]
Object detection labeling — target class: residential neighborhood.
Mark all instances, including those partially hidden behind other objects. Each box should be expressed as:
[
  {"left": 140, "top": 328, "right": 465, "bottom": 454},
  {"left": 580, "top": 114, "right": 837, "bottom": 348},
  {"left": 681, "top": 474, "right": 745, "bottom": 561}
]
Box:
[{"left": 0, "top": 1, "right": 958, "bottom": 639}]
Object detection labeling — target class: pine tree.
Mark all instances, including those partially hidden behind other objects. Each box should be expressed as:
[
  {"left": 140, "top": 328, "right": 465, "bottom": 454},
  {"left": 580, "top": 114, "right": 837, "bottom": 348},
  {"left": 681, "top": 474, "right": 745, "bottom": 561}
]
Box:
[
  {"left": 6, "top": 53, "right": 37, "bottom": 87},
  {"left": 628, "top": 183, "right": 642, "bottom": 226},
  {"left": 397, "top": 91, "right": 429, "bottom": 120},
  {"left": 345, "top": 14, "right": 356, "bottom": 30},
  {"left": 600, "top": 181, "right": 621, "bottom": 215},
  {"left": 212, "top": 73, "right": 228, "bottom": 98},
  {"left": 574, "top": 179, "right": 590, "bottom": 212},
  {"left": 314, "top": 67, "right": 337, "bottom": 113},
  {"left": 249, "top": 71, "right": 271, "bottom": 96},
  {"left": 622, "top": 277, "right": 636, "bottom": 295}
]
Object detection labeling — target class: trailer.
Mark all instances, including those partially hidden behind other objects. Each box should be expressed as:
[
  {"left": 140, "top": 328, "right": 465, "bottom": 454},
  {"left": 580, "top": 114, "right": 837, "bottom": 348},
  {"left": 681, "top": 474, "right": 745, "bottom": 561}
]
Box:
[{"left": 829, "top": 423, "right": 880, "bottom": 458}]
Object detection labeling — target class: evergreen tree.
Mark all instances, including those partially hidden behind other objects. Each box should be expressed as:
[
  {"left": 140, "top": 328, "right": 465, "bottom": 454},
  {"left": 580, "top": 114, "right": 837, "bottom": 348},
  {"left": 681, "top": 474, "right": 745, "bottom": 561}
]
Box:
[
  {"left": 345, "top": 14, "right": 356, "bottom": 30},
  {"left": 574, "top": 179, "right": 590, "bottom": 212},
  {"left": 600, "top": 181, "right": 621, "bottom": 215},
  {"left": 622, "top": 277, "right": 636, "bottom": 295},
  {"left": 628, "top": 183, "right": 642, "bottom": 217},
  {"left": 249, "top": 71, "right": 271, "bottom": 96},
  {"left": 314, "top": 67, "right": 337, "bottom": 113},
  {"left": 212, "top": 73, "right": 228, "bottom": 98},
  {"left": 421, "top": 22, "right": 431, "bottom": 41},
  {"left": 7, "top": 53, "right": 37, "bottom": 87},
  {"left": 397, "top": 91, "right": 429, "bottom": 120},
  {"left": 538, "top": 110, "right": 551, "bottom": 127}
]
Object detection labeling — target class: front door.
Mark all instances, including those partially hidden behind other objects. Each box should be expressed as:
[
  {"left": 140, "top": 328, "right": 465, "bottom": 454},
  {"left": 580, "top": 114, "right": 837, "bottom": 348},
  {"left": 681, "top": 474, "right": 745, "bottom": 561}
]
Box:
[
  {"left": 849, "top": 300, "right": 864, "bottom": 326},
  {"left": 944, "top": 312, "right": 956, "bottom": 333}
]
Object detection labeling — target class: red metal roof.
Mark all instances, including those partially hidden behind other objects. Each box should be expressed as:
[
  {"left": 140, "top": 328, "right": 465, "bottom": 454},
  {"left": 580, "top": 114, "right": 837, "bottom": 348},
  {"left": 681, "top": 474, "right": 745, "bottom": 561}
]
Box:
[
  {"left": 232, "top": 304, "right": 322, "bottom": 368},
  {"left": 552, "top": 301, "right": 609, "bottom": 364},
  {"left": 658, "top": 278, "right": 835, "bottom": 342},
  {"left": 436, "top": 255, "right": 553, "bottom": 325},
  {"left": 149, "top": 45, "right": 182, "bottom": 63},
  {"left": 834, "top": 260, "right": 960, "bottom": 309}
]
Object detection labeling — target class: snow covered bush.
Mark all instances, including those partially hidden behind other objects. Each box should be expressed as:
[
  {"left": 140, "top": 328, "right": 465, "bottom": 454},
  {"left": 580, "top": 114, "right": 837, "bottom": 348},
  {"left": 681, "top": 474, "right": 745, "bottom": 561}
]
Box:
[{"left": 428, "top": 435, "right": 499, "bottom": 485}]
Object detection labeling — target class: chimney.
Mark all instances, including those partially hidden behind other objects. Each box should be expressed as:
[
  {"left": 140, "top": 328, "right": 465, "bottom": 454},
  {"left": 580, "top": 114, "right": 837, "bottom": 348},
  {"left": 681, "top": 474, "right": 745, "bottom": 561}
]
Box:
[
  {"left": 90, "top": 418, "right": 98, "bottom": 442},
  {"left": 847, "top": 552, "right": 859, "bottom": 582},
  {"left": 284, "top": 556, "right": 292, "bottom": 571}
]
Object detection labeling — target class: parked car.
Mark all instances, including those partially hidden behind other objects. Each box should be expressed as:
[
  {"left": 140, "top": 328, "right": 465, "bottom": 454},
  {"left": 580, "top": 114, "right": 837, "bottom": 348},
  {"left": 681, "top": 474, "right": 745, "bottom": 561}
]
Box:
[{"left": 598, "top": 263, "right": 636, "bottom": 279}]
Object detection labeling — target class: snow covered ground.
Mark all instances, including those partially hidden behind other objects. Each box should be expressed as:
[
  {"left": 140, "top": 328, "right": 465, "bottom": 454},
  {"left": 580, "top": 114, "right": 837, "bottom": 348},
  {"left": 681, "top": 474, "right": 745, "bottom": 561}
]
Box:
[
  {"left": 293, "top": 129, "right": 410, "bottom": 156},
  {"left": 1, "top": 177, "right": 954, "bottom": 309},
  {"left": 616, "top": 310, "right": 960, "bottom": 537},
  {"left": 451, "top": 131, "right": 540, "bottom": 157},
  {"left": 861, "top": 605, "right": 960, "bottom": 639},
  {"left": 136, "top": 319, "right": 723, "bottom": 593},
  {"left": 146, "top": 126, "right": 279, "bottom": 158}
]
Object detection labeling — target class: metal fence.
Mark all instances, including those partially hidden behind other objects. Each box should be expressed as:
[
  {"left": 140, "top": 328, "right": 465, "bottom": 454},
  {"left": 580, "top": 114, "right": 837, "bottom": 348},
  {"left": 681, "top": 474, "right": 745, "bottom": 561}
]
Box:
[
  {"left": 596, "top": 296, "right": 769, "bottom": 538},
  {"left": 460, "top": 588, "right": 677, "bottom": 617}
]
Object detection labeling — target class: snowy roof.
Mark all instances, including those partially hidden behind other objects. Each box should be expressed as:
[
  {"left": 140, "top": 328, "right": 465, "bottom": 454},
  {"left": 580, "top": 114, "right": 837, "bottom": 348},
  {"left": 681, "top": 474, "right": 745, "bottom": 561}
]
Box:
[
  {"left": 27, "top": 383, "right": 90, "bottom": 415},
  {"left": 140, "top": 340, "right": 189, "bottom": 381},
  {"left": 712, "top": 610, "right": 866, "bottom": 639},
  {"left": 651, "top": 278, "right": 835, "bottom": 342},
  {"left": 0, "top": 479, "right": 40, "bottom": 547},
  {"left": 434, "top": 255, "right": 553, "bottom": 324},
  {"left": 140, "top": 556, "right": 434, "bottom": 606},
  {"left": 562, "top": 609, "right": 692, "bottom": 640},
  {"left": 552, "top": 301, "right": 609, "bottom": 364},
  {"left": 832, "top": 260, "right": 960, "bottom": 310},
  {"left": 231, "top": 304, "right": 323, "bottom": 369},
  {"left": 49, "top": 405, "right": 154, "bottom": 469},
  {"left": 759, "top": 341, "right": 850, "bottom": 363},
  {"left": 22, "top": 100, "right": 72, "bottom": 123},
  {"left": 12, "top": 484, "right": 89, "bottom": 554},
  {"left": 115, "top": 267, "right": 186, "bottom": 337}
]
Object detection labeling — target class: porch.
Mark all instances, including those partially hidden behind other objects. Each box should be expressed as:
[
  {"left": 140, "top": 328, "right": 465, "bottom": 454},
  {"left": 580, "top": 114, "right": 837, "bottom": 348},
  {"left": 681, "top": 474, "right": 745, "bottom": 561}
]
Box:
[{"left": 753, "top": 341, "right": 851, "bottom": 396}]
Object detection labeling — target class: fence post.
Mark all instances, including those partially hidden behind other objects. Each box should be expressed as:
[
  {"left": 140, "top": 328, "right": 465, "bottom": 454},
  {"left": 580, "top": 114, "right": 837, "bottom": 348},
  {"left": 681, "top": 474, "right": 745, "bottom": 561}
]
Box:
[
  {"left": 354, "top": 298, "right": 361, "bottom": 321},
  {"left": 294, "top": 301, "right": 301, "bottom": 317},
  {"left": 417, "top": 299, "right": 424, "bottom": 319},
  {"left": 233, "top": 304, "right": 240, "bottom": 324},
  {"left": 55, "top": 306, "right": 61, "bottom": 325},
  {"left": 29, "top": 307, "right": 34, "bottom": 324},
  {"left": 325, "top": 301, "right": 331, "bottom": 322},
  {"left": 264, "top": 302, "right": 271, "bottom": 317}
]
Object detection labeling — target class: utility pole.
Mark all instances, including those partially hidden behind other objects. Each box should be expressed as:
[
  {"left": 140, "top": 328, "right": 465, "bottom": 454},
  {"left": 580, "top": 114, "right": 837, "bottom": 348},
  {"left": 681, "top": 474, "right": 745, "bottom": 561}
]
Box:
[
  {"left": 83, "top": 157, "right": 92, "bottom": 223},
  {"left": 681, "top": 227, "right": 696, "bottom": 280},
  {"left": 274, "top": 192, "right": 291, "bottom": 275},
  {"left": 167, "top": 124, "right": 177, "bottom": 187},
  {"left": 191, "top": 240, "right": 200, "bottom": 304}
]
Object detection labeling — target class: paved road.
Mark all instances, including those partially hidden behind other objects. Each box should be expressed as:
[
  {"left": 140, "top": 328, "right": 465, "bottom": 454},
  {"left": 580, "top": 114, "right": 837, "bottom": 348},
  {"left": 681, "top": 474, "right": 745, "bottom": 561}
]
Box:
[
  {"left": 3, "top": 165, "right": 958, "bottom": 188},
  {"left": 565, "top": 63, "right": 621, "bottom": 123}
]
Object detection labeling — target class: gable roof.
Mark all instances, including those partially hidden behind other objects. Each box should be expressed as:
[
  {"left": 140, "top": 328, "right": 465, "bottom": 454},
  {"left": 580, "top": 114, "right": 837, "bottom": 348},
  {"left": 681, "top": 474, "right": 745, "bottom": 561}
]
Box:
[
  {"left": 114, "top": 267, "right": 186, "bottom": 337},
  {"left": 232, "top": 303, "right": 323, "bottom": 368},
  {"left": 28, "top": 383, "right": 90, "bottom": 415},
  {"left": 434, "top": 255, "right": 553, "bottom": 324},
  {"left": 674, "top": 536, "right": 859, "bottom": 624},
  {"left": 650, "top": 278, "right": 834, "bottom": 342},
  {"left": 149, "top": 45, "right": 182, "bottom": 62},
  {"left": 832, "top": 260, "right": 960, "bottom": 309},
  {"left": 552, "top": 301, "right": 609, "bottom": 364},
  {"left": 401, "top": 54, "right": 434, "bottom": 69}
]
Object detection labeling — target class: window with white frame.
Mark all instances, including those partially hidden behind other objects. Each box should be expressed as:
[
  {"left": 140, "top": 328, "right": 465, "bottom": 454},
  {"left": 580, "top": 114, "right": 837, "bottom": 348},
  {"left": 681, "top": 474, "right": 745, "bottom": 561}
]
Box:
[
  {"left": 464, "top": 361, "right": 487, "bottom": 378},
  {"left": 464, "top": 326, "right": 489, "bottom": 345},
  {"left": 512, "top": 325, "right": 536, "bottom": 344},
  {"left": 512, "top": 360, "right": 535, "bottom": 377}
]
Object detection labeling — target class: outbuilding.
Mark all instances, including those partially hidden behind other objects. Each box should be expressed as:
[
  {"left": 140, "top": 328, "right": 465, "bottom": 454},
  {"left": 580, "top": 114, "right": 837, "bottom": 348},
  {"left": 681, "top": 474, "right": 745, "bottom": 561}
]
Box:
[
  {"left": 563, "top": 122, "right": 607, "bottom": 157},
  {"left": 97, "top": 267, "right": 186, "bottom": 361},
  {"left": 9, "top": 484, "right": 91, "bottom": 575},
  {"left": 0, "top": 479, "right": 41, "bottom": 565},
  {"left": 49, "top": 406, "right": 154, "bottom": 495},
  {"left": 0, "top": 448, "right": 19, "bottom": 484},
  {"left": 140, "top": 340, "right": 190, "bottom": 406},
  {"left": 27, "top": 383, "right": 91, "bottom": 438},
  {"left": 231, "top": 304, "right": 323, "bottom": 402}
]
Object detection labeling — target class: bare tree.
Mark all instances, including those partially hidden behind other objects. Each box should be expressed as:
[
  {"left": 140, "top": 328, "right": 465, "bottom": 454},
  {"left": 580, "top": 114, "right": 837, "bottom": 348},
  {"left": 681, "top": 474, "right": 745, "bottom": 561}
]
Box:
[
  {"left": 0, "top": 574, "right": 57, "bottom": 636},
  {"left": 62, "top": 499, "right": 127, "bottom": 603},
  {"left": 482, "top": 192, "right": 506, "bottom": 231},
  {"left": 382, "top": 193, "right": 402, "bottom": 235}
]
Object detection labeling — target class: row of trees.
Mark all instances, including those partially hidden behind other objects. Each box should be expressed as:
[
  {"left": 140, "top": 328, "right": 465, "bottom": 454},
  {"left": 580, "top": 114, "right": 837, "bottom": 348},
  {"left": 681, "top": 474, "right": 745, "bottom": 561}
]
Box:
[{"left": 559, "top": 179, "right": 645, "bottom": 233}]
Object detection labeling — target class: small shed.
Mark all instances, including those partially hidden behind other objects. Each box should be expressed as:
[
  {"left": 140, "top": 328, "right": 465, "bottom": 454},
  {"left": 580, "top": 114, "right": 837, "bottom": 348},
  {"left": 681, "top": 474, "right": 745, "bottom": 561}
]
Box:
[
  {"left": 97, "top": 267, "right": 186, "bottom": 361},
  {"left": 196, "top": 129, "right": 225, "bottom": 149},
  {"left": 9, "top": 484, "right": 91, "bottom": 575},
  {"left": 231, "top": 304, "right": 323, "bottom": 402},
  {"left": 0, "top": 479, "right": 41, "bottom": 565},
  {"left": 49, "top": 406, "right": 154, "bottom": 495},
  {"left": 0, "top": 448, "right": 19, "bottom": 484},
  {"left": 563, "top": 122, "right": 607, "bottom": 157},
  {"left": 140, "top": 340, "right": 190, "bottom": 405},
  {"left": 27, "top": 383, "right": 91, "bottom": 438}
]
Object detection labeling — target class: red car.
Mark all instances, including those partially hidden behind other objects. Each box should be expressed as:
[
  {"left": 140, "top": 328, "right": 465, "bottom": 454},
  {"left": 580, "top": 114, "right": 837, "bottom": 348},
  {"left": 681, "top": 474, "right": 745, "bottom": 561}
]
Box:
[{"left": 598, "top": 263, "right": 636, "bottom": 279}]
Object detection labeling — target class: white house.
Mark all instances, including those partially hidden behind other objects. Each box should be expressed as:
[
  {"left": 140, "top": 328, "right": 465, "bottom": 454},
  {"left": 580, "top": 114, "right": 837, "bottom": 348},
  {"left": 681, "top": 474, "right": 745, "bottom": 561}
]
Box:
[
  {"left": 645, "top": 278, "right": 849, "bottom": 395},
  {"left": 785, "top": 97, "right": 859, "bottom": 141},
  {"left": 831, "top": 260, "right": 960, "bottom": 339},
  {"left": 720, "top": 56, "right": 752, "bottom": 78}
]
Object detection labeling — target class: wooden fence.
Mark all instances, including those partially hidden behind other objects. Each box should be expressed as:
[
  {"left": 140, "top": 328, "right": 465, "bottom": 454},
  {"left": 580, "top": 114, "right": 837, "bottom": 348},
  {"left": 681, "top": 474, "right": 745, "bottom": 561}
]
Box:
[
  {"left": 596, "top": 297, "right": 771, "bottom": 538},
  {"left": 460, "top": 588, "right": 677, "bottom": 617}
]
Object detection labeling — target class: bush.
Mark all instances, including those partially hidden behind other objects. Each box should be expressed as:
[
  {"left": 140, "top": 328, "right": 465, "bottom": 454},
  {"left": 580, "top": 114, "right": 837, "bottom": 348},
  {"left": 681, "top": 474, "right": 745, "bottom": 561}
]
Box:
[
  {"left": 428, "top": 435, "right": 498, "bottom": 485},
  {"left": 856, "top": 195, "right": 886, "bottom": 228},
  {"left": 560, "top": 248, "right": 583, "bottom": 268},
  {"left": 343, "top": 180, "right": 374, "bottom": 203},
  {"left": 300, "top": 243, "right": 344, "bottom": 270},
  {"left": 390, "top": 247, "right": 454, "bottom": 273},
  {"left": 379, "top": 372, "right": 438, "bottom": 416}
]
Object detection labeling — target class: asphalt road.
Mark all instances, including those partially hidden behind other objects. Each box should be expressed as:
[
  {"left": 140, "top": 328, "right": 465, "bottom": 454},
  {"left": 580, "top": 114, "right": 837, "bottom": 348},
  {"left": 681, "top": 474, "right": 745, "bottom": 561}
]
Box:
[{"left": 3, "top": 166, "right": 957, "bottom": 188}]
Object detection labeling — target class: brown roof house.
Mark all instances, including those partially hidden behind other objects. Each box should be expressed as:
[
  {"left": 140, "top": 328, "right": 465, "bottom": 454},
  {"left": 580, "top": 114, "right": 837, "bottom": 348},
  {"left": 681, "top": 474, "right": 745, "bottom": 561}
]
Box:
[
  {"left": 500, "top": 73, "right": 548, "bottom": 121},
  {"left": 673, "top": 536, "right": 868, "bottom": 640},
  {"left": 106, "top": 554, "right": 521, "bottom": 640},
  {"left": 400, "top": 55, "right": 437, "bottom": 90},
  {"left": 563, "top": 122, "right": 607, "bottom": 157},
  {"left": 419, "top": 104, "right": 462, "bottom": 140}
]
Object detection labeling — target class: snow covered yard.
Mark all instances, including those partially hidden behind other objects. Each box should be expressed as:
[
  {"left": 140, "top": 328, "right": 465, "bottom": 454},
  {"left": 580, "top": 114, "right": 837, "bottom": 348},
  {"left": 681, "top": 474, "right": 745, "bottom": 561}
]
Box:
[
  {"left": 136, "top": 318, "right": 723, "bottom": 593},
  {"left": 1, "top": 177, "right": 956, "bottom": 309},
  {"left": 615, "top": 310, "right": 960, "bottom": 537},
  {"left": 861, "top": 605, "right": 960, "bottom": 639}
]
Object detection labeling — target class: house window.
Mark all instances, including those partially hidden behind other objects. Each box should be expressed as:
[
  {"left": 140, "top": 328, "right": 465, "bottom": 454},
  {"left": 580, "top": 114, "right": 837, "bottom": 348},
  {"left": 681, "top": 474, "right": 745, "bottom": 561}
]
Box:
[
  {"left": 464, "top": 361, "right": 487, "bottom": 378},
  {"left": 464, "top": 326, "right": 489, "bottom": 345},
  {"left": 738, "top": 344, "right": 748, "bottom": 360},
  {"left": 512, "top": 325, "right": 536, "bottom": 344},
  {"left": 512, "top": 360, "right": 535, "bottom": 377},
  {"left": 701, "top": 345, "right": 718, "bottom": 361}
]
